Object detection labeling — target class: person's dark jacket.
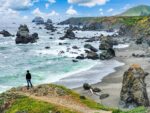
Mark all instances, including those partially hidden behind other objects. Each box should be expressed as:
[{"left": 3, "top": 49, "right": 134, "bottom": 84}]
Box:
[{"left": 26, "top": 73, "right": 31, "bottom": 79}]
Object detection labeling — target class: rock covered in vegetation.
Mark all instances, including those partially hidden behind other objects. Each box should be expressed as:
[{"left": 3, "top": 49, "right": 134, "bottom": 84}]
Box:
[
  {"left": 120, "top": 64, "right": 149, "bottom": 108},
  {"left": 32, "top": 17, "right": 44, "bottom": 25},
  {"left": 15, "top": 25, "right": 39, "bottom": 44}
]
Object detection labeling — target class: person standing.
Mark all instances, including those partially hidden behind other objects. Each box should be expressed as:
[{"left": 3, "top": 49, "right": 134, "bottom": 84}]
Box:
[{"left": 26, "top": 70, "right": 33, "bottom": 89}]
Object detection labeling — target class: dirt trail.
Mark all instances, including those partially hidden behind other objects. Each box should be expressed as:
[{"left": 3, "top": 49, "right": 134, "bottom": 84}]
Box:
[{"left": 17, "top": 91, "right": 112, "bottom": 113}]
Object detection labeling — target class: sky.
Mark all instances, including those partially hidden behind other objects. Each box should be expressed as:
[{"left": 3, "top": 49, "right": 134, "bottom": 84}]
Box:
[{"left": 0, "top": 0, "right": 150, "bottom": 22}]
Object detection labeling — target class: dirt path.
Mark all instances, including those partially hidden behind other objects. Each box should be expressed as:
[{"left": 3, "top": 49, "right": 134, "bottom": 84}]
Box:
[{"left": 17, "top": 91, "right": 112, "bottom": 113}]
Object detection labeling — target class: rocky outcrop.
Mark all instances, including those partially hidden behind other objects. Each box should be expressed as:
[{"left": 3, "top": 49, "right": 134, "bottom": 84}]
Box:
[
  {"left": 100, "top": 48, "right": 115, "bottom": 60},
  {"left": 82, "top": 22, "right": 103, "bottom": 30},
  {"left": 15, "top": 25, "right": 39, "bottom": 44},
  {"left": 0, "top": 30, "right": 13, "bottom": 37},
  {"left": 85, "top": 50, "right": 99, "bottom": 60},
  {"left": 60, "top": 29, "right": 76, "bottom": 40},
  {"left": 99, "top": 36, "right": 113, "bottom": 50},
  {"left": 44, "top": 19, "right": 55, "bottom": 32},
  {"left": 84, "top": 44, "right": 98, "bottom": 52},
  {"left": 120, "top": 64, "right": 149, "bottom": 108},
  {"left": 32, "top": 17, "right": 44, "bottom": 25},
  {"left": 99, "top": 36, "right": 116, "bottom": 60}
]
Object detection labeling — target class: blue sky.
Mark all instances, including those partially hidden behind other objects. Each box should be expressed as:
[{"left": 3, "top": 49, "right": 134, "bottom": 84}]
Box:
[{"left": 0, "top": 0, "right": 150, "bottom": 22}]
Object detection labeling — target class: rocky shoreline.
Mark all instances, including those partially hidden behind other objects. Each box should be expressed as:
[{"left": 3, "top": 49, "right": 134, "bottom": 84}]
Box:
[{"left": 74, "top": 42, "right": 150, "bottom": 109}]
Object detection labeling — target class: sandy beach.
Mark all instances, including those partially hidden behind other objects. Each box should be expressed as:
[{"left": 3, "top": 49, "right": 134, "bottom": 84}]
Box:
[{"left": 74, "top": 42, "right": 150, "bottom": 109}]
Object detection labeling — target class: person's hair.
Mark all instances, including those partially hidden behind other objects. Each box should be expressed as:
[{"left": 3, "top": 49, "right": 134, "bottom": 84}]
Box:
[{"left": 27, "top": 70, "right": 29, "bottom": 73}]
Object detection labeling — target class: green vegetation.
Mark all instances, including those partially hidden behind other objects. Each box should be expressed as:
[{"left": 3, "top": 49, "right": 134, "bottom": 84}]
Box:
[
  {"left": 6, "top": 96, "right": 77, "bottom": 113},
  {"left": 121, "top": 5, "right": 150, "bottom": 16}
]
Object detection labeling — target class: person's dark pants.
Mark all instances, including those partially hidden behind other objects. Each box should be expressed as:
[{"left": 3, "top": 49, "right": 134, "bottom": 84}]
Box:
[{"left": 26, "top": 79, "right": 33, "bottom": 88}]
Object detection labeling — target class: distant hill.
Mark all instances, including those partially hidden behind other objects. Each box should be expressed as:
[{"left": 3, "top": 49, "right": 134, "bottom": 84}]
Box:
[{"left": 121, "top": 5, "right": 150, "bottom": 16}]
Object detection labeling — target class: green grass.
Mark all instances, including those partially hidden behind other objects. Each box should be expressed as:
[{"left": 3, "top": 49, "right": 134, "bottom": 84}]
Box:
[{"left": 6, "top": 96, "right": 76, "bottom": 113}]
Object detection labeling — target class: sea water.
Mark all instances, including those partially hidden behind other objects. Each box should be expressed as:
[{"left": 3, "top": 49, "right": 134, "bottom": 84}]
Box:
[{"left": 0, "top": 22, "right": 126, "bottom": 92}]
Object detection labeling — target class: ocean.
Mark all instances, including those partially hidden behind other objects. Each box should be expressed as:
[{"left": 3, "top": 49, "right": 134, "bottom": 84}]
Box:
[{"left": 0, "top": 22, "right": 127, "bottom": 92}]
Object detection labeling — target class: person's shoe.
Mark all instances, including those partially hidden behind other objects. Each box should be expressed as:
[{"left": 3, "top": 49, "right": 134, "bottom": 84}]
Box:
[{"left": 27, "top": 86, "right": 29, "bottom": 90}]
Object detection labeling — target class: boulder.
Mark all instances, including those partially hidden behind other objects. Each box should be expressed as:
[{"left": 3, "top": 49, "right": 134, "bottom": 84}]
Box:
[
  {"left": 83, "top": 83, "right": 91, "bottom": 90},
  {"left": 100, "top": 48, "right": 115, "bottom": 60},
  {"left": 72, "top": 59, "right": 78, "bottom": 63},
  {"left": 15, "top": 25, "right": 39, "bottom": 44},
  {"left": 76, "top": 54, "right": 84, "bottom": 60},
  {"left": 72, "top": 46, "right": 79, "bottom": 49},
  {"left": 106, "top": 28, "right": 114, "bottom": 32},
  {"left": 120, "top": 64, "right": 149, "bottom": 108},
  {"left": 136, "top": 37, "right": 143, "bottom": 45},
  {"left": 60, "top": 29, "right": 76, "bottom": 40},
  {"left": 45, "top": 46, "right": 50, "bottom": 49},
  {"left": 46, "top": 19, "right": 52, "bottom": 24},
  {"left": 44, "top": 19, "right": 55, "bottom": 32},
  {"left": 32, "top": 17, "right": 44, "bottom": 25},
  {"left": 99, "top": 36, "right": 114, "bottom": 50},
  {"left": 100, "top": 94, "right": 109, "bottom": 99},
  {"left": 85, "top": 37, "right": 99, "bottom": 42},
  {"left": 85, "top": 50, "right": 99, "bottom": 60},
  {"left": 92, "top": 88, "right": 101, "bottom": 92},
  {"left": 0, "top": 30, "right": 13, "bottom": 37},
  {"left": 84, "top": 44, "right": 98, "bottom": 52}
]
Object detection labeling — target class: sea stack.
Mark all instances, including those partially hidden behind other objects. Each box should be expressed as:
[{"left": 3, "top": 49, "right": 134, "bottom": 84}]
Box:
[
  {"left": 120, "top": 64, "right": 149, "bottom": 108},
  {"left": 15, "top": 25, "right": 39, "bottom": 44}
]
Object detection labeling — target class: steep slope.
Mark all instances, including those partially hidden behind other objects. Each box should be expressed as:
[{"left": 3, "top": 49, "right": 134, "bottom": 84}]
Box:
[{"left": 121, "top": 5, "right": 150, "bottom": 16}]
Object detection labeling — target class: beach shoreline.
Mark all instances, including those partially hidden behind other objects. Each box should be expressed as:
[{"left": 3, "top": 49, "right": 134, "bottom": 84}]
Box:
[{"left": 74, "top": 43, "right": 150, "bottom": 108}]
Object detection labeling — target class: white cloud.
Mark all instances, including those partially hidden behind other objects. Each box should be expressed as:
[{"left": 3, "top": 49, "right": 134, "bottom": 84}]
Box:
[
  {"left": 107, "top": 8, "right": 114, "bottom": 12},
  {"left": 49, "top": 10, "right": 59, "bottom": 16},
  {"left": 45, "top": 3, "right": 49, "bottom": 9},
  {"left": 99, "top": 8, "right": 103, "bottom": 12},
  {"left": 48, "top": 0, "right": 56, "bottom": 3},
  {"left": 68, "top": 0, "right": 109, "bottom": 7},
  {"left": 66, "top": 6, "right": 78, "bottom": 15},
  {"left": 32, "top": 8, "right": 59, "bottom": 18},
  {"left": 0, "top": 0, "right": 38, "bottom": 11}
]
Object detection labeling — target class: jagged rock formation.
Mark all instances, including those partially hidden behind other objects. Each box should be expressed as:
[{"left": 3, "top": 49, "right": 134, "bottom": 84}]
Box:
[
  {"left": 120, "top": 64, "right": 149, "bottom": 108},
  {"left": 32, "top": 17, "right": 44, "bottom": 25},
  {"left": 15, "top": 25, "right": 39, "bottom": 44}
]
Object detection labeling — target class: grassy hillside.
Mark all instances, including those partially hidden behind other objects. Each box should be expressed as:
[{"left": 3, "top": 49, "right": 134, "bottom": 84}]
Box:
[
  {"left": 59, "top": 16, "right": 144, "bottom": 26},
  {"left": 121, "top": 5, "right": 150, "bottom": 16},
  {"left": 0, "top": 84, "right": 148, "bottom": 113}
]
